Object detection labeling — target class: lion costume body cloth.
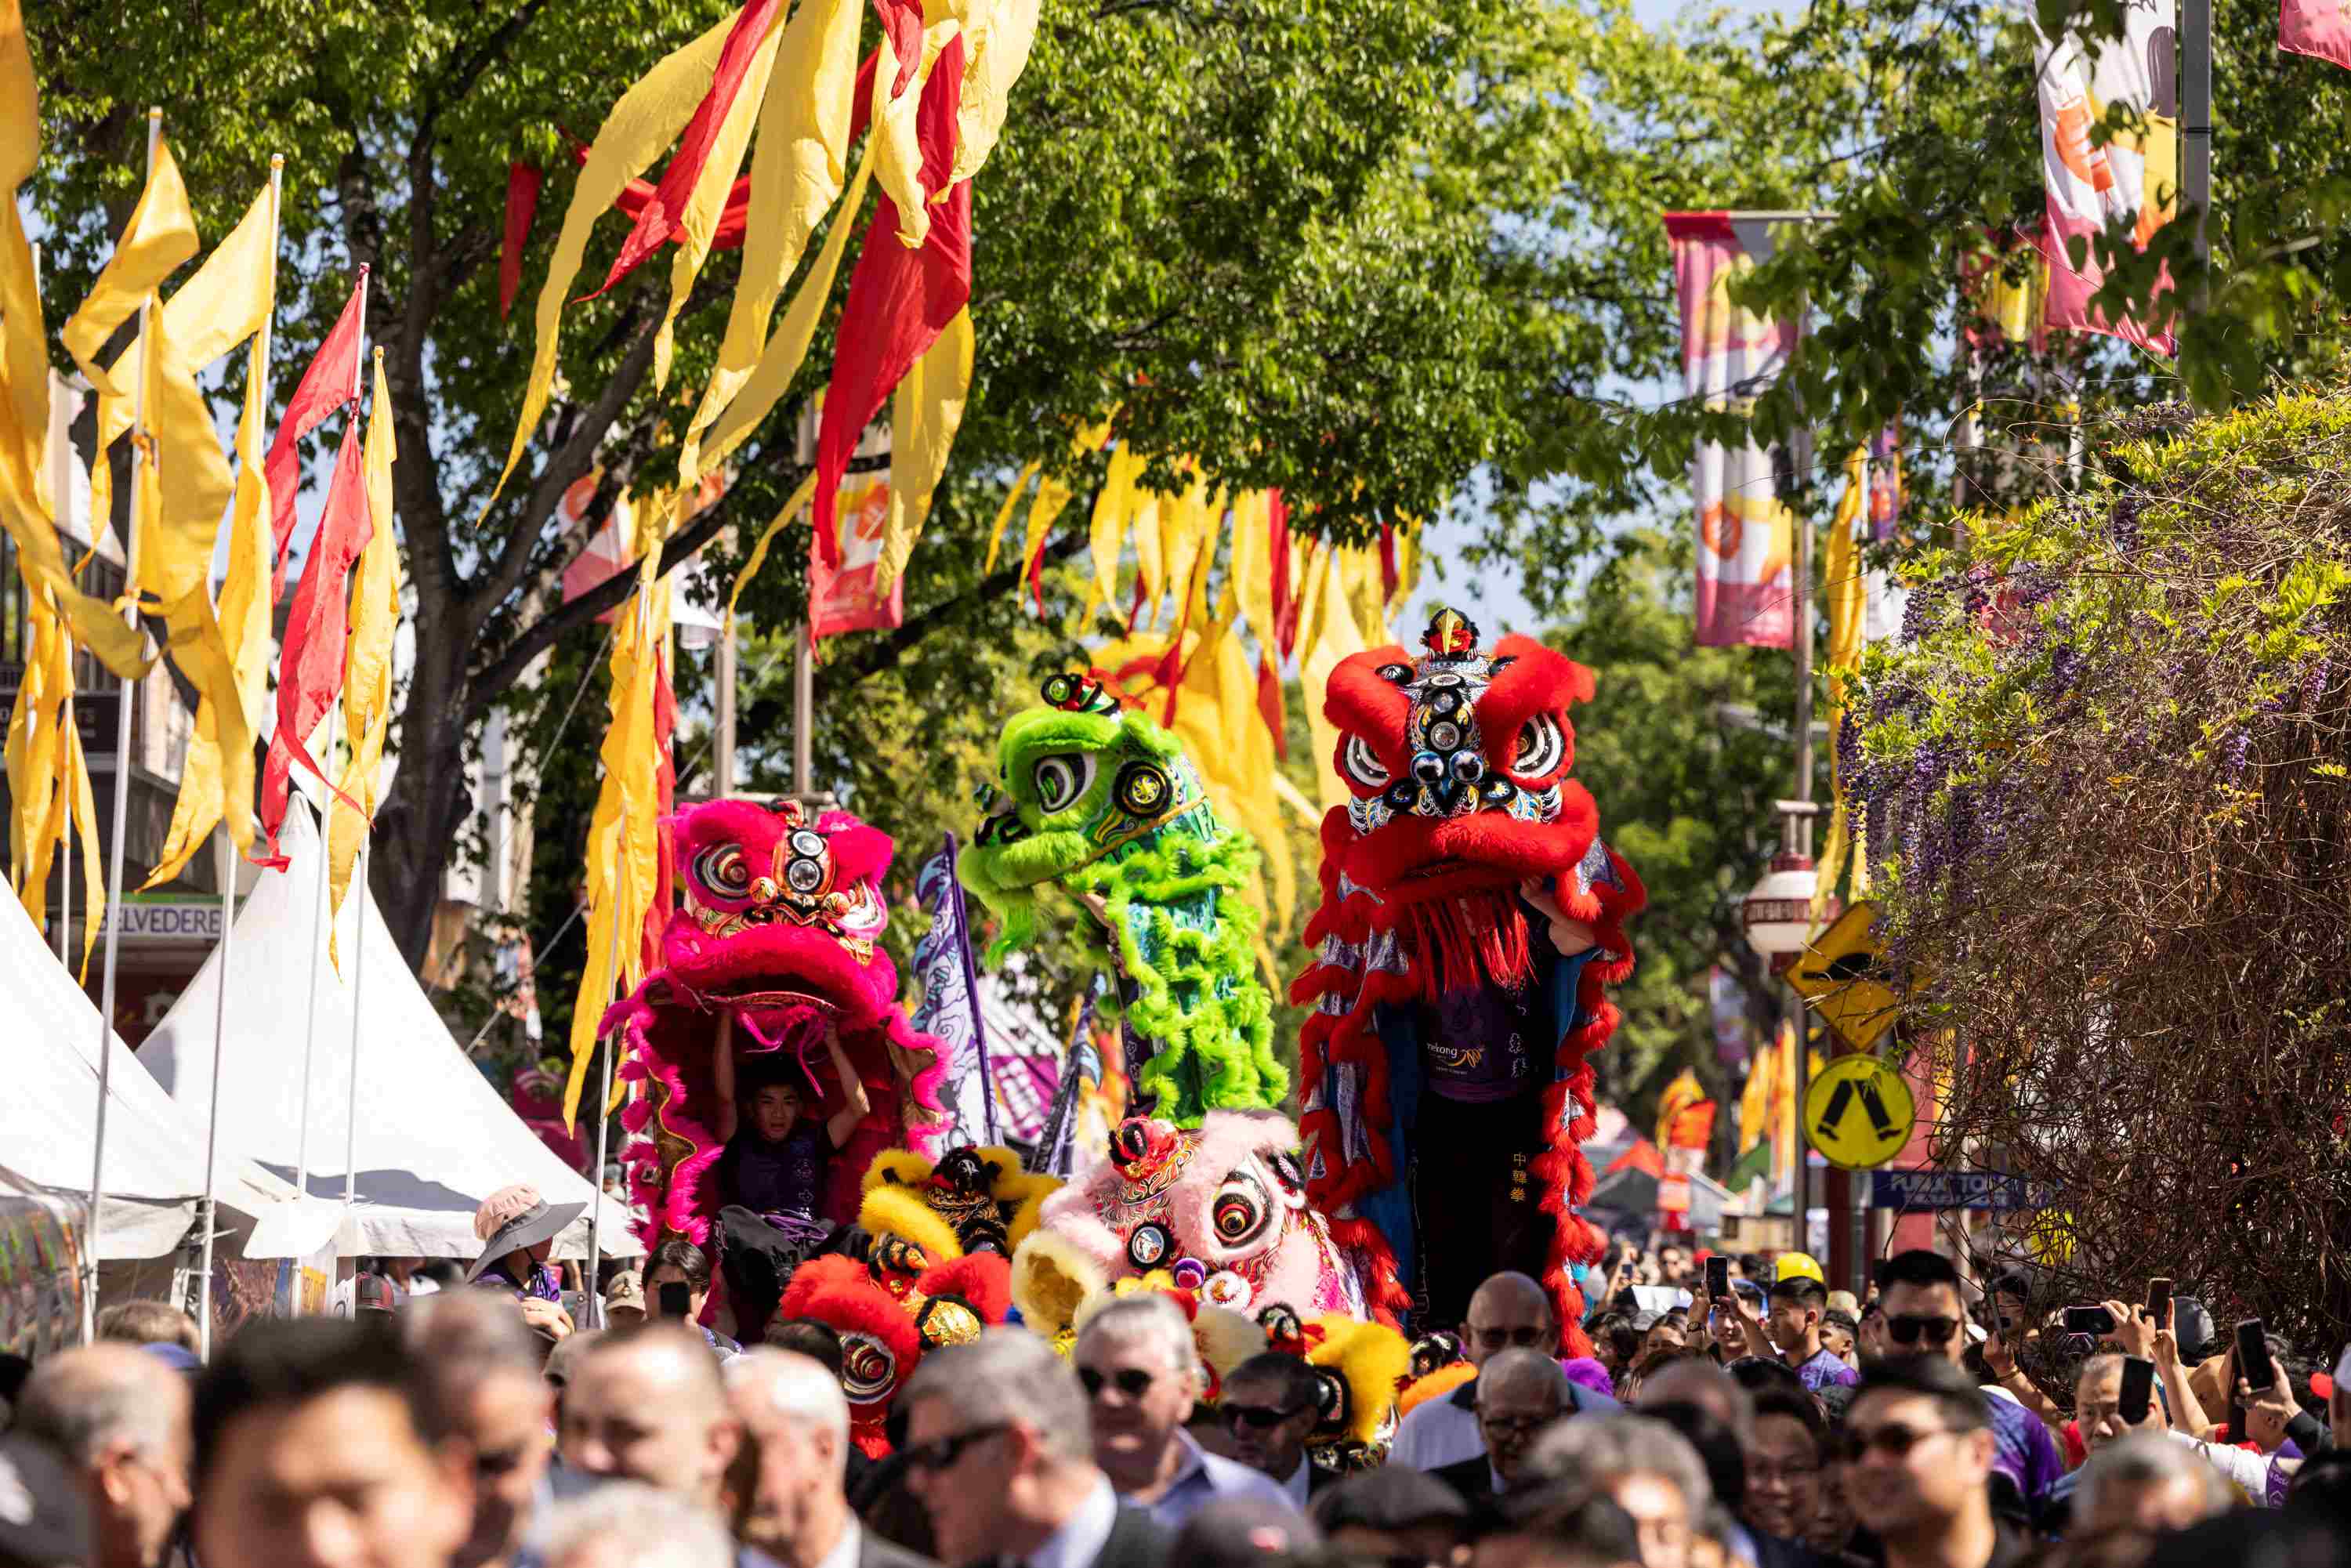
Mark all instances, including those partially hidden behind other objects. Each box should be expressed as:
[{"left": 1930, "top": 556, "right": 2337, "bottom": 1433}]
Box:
[
  {"left": 1291, "top": 610, "right": 1644, "bottom": 1347},
  {"left": 600, "top": 798, "right": 951, "bottom": 1257}
]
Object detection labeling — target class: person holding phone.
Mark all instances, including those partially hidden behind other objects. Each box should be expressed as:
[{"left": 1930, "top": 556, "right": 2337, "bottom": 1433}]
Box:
[{"left": 647, "top": 1237, "right": 743, "bottom": 1362}]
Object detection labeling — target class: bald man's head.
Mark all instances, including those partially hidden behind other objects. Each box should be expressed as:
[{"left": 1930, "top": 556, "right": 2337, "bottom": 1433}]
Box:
[
  {"left": 1636, "top": 1356, "right": 1751, "bottom": 1440},
  {"left": 725, "top": 1350, "right": 856, "bottom": 1556},
  {"left": 1465, "top": 1272, "right": 1557, "bottom": 1368},
  {"left": 15, "top": 1343, "right": 194, "bottom": 1568},
  {"left": 559, "top": 1324, "right": 739, "bottom": 1507}
]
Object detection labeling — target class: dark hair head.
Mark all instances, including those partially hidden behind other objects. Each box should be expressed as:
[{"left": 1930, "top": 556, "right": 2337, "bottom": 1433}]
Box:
[
  {"left": 1224, "top": 1352, "right": 1326, "bottom": 1414},
  {"left": 1726, "top": 1356, "right": 1806, "bottom": 1396},
  {"left": 1644, "top": 1400, "right": 1747, "bottom": 1508},
  {"left": 1822, "top": 1309, "right": 1860, "bottom": 1338},
  {"left": 194, "top": 1317, "right": 443, "bottom": 1488},
  {"left": 1852, "top": 1355, "right": 1989, "bottom": 1435},
  {"left": 1770, "top": 1276, "right": 1829, "bottom": 1311},
  {"left": 1814, "top": 1382, "right": 1859, "bottom": 1432},
  {"left": 1875, "top": 1250, "right": 1962, "bottom": 1295},
  {"left": 1989, "top": 1270, "right": 2034, "bottom": 1302},
  {"left": 650, "top": 1235, "right": 712, "bottom": 1291},
  {"left": 739, "top": 1056, "right": 806, "bottom": 1097},
  {"left": 1750, "top": 1386, "right": 1828, "bottom": 1452},
  {"left": 764, "top": 1318, "right": 845, "bottom": 1377}
]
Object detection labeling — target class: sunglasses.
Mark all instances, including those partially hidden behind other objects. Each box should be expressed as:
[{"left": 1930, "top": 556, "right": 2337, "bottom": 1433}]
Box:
[
  {"left": 1839, "top": 1421, "right": 1948, "bottom": 1463},
  {"left": 1078, "top": 1367, "right": 1158, "bottom": 1400},
  {"left": 1886, "top": 1314, "right": 1960, "bottom": 1347},
  {"left": 900, "top": 1423, "right": 1010, "bottom": 1475},
  {"left": 1220, "top": 1402, "right": 1310, "bottom": 1432},
  {"left": 1468, "top": 1325, "right": 1551, "bottom": 1352},
  {"left": 1476, "top": 1411, "right": 1555, "bottom": 1440}
]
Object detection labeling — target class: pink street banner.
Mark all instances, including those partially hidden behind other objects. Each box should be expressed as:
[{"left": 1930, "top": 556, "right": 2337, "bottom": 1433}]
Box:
[
  {"left": 1666, "top": 212, "right": 1799, "bottom": 649},
  {"left": 2283, "top": 0, "right": 2351, "bottom": 68},
  {"left": 2034, "top": 2, "right": 2179, "bottom": 354}
]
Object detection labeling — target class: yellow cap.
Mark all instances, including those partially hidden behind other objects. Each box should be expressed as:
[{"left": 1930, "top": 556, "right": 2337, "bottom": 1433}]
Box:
[{"left": 1777, "top": 1252, "right": 1826, "bottom": 1284}]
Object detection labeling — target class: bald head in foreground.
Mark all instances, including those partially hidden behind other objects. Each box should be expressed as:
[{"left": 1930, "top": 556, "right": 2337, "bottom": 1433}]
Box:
[{"left": 560, "top": 1322, "right": 742, "bottom": 1511}]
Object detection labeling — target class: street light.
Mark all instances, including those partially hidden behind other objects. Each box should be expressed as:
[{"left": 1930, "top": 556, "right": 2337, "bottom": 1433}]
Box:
[{"left": 1741, "top": 803, "right": 1836, "bottom": 973}]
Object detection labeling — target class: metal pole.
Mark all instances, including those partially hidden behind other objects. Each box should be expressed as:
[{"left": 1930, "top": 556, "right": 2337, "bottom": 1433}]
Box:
[
  {"left": 2183, "top": 0, "right": 2212, "bottom": 276},
  {"left": 1789, "top": 989, "right": 1809, "bottom": 1248},
  {"left": 715, "top": 610, "right": 737, "bottom": 797},
  {"left": 84, "top": 108, "right": 164, "bottom": 1339},
  {"left": 295, "top": 711, "right": 335, "bottom": 1200},
  {"left": 338, "top": 334, "right": 373, "bottom": 1226},
  {"left": 30, "top": 237, "right": 71, "bottom": 970},
  {"left": 195, "top": 824, "right": 237, "bottom": 1358},
  {"left": 792, "top": 622, "right": 813, "bottom": 798}
]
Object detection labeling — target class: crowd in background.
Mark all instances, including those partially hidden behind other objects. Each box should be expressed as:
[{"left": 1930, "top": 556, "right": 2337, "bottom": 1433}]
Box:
[{"left": 3, "top": 1214, "right": 2349, "bottom": 1568}]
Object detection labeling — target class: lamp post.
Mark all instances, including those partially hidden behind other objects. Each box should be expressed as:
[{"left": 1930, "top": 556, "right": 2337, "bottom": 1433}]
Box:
[{"left": 1743, "top": 802, "right": 1831, "bottom": 1254}]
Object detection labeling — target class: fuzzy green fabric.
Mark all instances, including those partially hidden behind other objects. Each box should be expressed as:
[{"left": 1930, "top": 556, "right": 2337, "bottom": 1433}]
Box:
[{"left": 960, "top": 701, "right": 1289, "bottom": 1124}]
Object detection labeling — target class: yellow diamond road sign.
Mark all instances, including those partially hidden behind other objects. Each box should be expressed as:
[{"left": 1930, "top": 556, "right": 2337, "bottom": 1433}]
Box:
[
  {"left": 1803, "top": 1055, "right": 1915, "bottom": 1171},
  {"left": 1787, "top": 900, "right": 1900, "bottom": 1052}
]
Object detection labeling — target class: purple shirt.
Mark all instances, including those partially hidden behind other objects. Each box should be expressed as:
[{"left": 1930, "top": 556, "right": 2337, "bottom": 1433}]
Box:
[
  {"left": 725, "top": 1126, "right": 825, "bottom": 1221},
  {"left": 1799, "top": 1347, "right": 1859, "bottom": 1390},
  {"left": 1984, "top": 1389, "right": 2066, "bottom": 1512}
]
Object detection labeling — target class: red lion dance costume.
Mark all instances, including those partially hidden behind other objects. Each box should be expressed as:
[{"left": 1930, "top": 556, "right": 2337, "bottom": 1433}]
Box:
[
  {"left": 1292, "top": 609, "right": 1643, "bottom": 1350},
  {"left": 601, "top": 799, "right": 949, "bottom": 1280}
]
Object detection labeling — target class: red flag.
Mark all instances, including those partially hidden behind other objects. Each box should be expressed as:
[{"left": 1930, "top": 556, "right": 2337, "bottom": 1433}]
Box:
[
  {"left": 2283, "top": 0, "right": 2351, "bottom": 68},
  {"left": 255, "top": 415, "right": 372, "bottom": 867},
  {"left": 581, "top": 0, "right": 787, "bottom": 302},
  {"left": 871, "top": 0, "right": 923, "bottom": 99},
  {"left": 1378, "top": 521, "right": 1398, "bottom": 603},
  {"left": 810, "top": 33, "right": 971, "bottom": 568},
  {"left": 500, "top": 163, "right": 542, "bottom": 320},
  {"left": 1256, "top": 654, "right": 1288, "bottom": 762},
  {"left": 1268, "top": 492, "right": 1300, "bottom": 658},
  {"left": 264, "top": 271, "right": 367, "bottom": 599},
  {"left": 565, "top": 137, "right": 753, "bottom": 251}
]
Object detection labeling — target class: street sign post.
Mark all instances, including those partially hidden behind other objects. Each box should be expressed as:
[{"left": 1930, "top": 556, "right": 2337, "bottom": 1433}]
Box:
[{"left": 1802, "top": 1054, "right": 1914, "bottom": 1170}]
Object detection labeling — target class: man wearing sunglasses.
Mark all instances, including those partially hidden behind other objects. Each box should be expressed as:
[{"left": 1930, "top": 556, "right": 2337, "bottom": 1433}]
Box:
[
  {"left": 397, "top": 1292, "right": 557, "bottom": 1568},
  {"left": 1839, "top": 1357, "right": 2014, "bottom": 1568},
  {"left": 1215, "top": 1353, "right": 1330, "bottom": 1508},
  {"left": 1074, "top": 1296, "right": 1293, "bottom": 1529},
  {"left": 900, "top": 1329, "right": 1170, "bottom": 1568},
  {"left": 1875, "top": 1250, "right": 2063, "bottom": 1523},
  {"left": 1393, "top": 1271, "right": 1616, "bottom": 1472}
]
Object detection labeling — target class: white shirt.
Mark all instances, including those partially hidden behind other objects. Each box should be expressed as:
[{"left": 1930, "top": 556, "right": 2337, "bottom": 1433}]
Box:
[
  {"left": 1390, "top": 1392, "right": 1484, "bottom": 1472},
  {"left": 813, "top": 1520, "right": 861, "bottom": 1568},
  {"left": 2163, "top": 1429, "right": 2277, "bottom": 1505},
  {"left": 1282, "top": 1457, "right": 1313, "bottom": 1511},
  {"left": 1028, "top": 1476, "right": 1119, "bottom": 1568}
]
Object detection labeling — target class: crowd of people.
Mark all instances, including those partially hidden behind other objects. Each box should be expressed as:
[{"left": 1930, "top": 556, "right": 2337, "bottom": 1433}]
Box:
[{"left": 3, "top": 1218, "right": 2348, "bottom": 1568}]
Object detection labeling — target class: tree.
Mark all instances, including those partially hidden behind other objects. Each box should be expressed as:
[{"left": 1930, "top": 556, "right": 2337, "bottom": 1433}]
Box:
[{"left": 1848, "top": 373, "right": 2351, "bottom": 1349}]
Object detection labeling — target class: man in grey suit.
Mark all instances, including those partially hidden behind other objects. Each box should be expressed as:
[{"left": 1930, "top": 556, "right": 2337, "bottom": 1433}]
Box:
[
  {"left": 901, "top": 1330, "right": 1169, "bottom": 1568},
  {"left": 728, "top": 1350, "right": 935, "bottom": 1568}
]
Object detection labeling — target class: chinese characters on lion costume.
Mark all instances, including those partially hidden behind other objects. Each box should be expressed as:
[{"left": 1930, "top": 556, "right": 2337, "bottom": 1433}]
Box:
[
  {"left": 1292, "top": 609, "right": 1643, "bottom": 1349},
  {"left": 599, "top": 797, "right": 952, "bottom": 1334}
]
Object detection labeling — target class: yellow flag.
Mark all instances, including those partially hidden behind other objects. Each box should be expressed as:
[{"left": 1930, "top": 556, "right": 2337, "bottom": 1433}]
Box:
[
  {"left": 868, "top": 16, "right": 962, "bottom": 249},
  {"left": 1300, "top": 548, "right": 1367, "bottom": 814},
  {"left": 650, "top": 1, "right": 791, "bottom": 391},
  {"left": 484, "top": 9, "right": 737, "bottom": 527},
  {"left": 729, "top": 469, "right": 820, "bottom": 621},
  {"left": 983, "top": 458, "right": 1041, "bottom": 576},
  {"left": 697, "top": 140, "right": 877, "bottom": 475},
  {"left": 1813, "top": 450, "right": 1866, "bottom": 917},
  {"left": 565, "top": 552, "right": 671, "bottom": 1128},
  {"left": 0, "top": 0, "right": 36, "bottom": 194},
  {"left": 328, "top": 355, "right": 401, "bottom": 968},
  {"left": 1085, "top": 441, "right": 1144, "bottom": 619},
  {"left": 874, "top": 306, "right": 973, "bottom": 591},
  {"left": 677, "top": 0, "right": 861, "bottom": 493},
  {"left": 950, "top": 0, "right": 1041, "bottom": 188},
  {"left": 61, "top": 138, "right": 197, "bottom": 397}
]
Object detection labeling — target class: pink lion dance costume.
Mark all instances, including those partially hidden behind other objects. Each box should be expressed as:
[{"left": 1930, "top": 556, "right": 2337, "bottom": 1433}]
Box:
[{"left": 601, "top": 798, "right": 950, "bottom": 1273}]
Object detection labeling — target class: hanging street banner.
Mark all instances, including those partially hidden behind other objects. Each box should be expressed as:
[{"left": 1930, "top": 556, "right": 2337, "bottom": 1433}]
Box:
[
  {"left": 1666, "top": 212, "right": 1802, "bottom": 650},
  {"left": 2281, "top": 0, "right": 2351, "bottom": 72},
  {"left": 1871, "top": 1169, "right": 2055, "bottom": 1211},
  {"left": 2033, "top": 0, "right": 2179, "bottom": 353}
]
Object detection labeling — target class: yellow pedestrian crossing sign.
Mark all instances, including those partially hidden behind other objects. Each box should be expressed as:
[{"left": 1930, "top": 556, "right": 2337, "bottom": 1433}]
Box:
[
  {"left": 1787, "top": 901, "right": 1901, "bottom": 1051},
  {"left": 1804, "top": 1055, "right": 1914, "bottom": 1171}
]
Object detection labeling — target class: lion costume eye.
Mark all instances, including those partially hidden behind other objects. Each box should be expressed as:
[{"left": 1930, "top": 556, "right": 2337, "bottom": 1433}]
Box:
[
  {"left": 838, "top": 1331, "right": 899, "bottom": 1403},
  {"left": 1340, "top": 736, "right": 1391, "bottom": 789},
  {"left": 1513, "top": 715, "right": 1566, "bottom": 780},
  {"left": 1210, "top": 1173, "right": 1272, "bottom": 1248},
  {"left": 693, "top": 844, "right": 752, "bottom": 900},
  {"left": 1031, "top": 753, "right": 1096, "bottom": 813}
]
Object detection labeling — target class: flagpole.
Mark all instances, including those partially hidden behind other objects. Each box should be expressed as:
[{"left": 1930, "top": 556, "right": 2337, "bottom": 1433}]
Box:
[
  {"left": 340, "top": 343, "right": 380, "bottom": 1226},
  {"left": 84, "top": 107, "right": 164, "bottom": 1342},
  {"left": 2183, "top": 0, "right": 2213, "bottom": 279},
  {"left": 31, "top": 237, "right": 71, "bottom": 971}
]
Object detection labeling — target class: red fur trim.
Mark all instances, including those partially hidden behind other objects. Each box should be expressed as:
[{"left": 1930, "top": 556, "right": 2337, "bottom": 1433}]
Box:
[
  {"left": 1328, "top": 1213, "right": 1412, "bottom": 1324},
  {"left": 885, "top": 1012, "right": 949, "bottom": 1159},
  {"left": 919, "top": 1252, "right": 1014, "bottom": 1319},
  {"left": 1341, "top": 798, "right": 1602, "bottom": 909},
  {"left": 1474, "top": 636, "right": 1595, "bottom": 782},
  {"left": 1325, "top": 646, "right": 1416, "bottom": 788}
]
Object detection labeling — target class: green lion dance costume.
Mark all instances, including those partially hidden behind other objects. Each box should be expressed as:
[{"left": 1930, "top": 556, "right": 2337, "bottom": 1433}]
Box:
[{"left": 958, "top": 672, "right": 1287, "bottom": 1123}]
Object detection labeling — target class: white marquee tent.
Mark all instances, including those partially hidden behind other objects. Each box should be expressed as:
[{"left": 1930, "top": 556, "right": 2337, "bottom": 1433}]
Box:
[
  {"left": 144, "top": 809, "right": 637, "bottom": 1262},
  {"left": 0, "top": 889, "right": 295, "bottom": 1258}
]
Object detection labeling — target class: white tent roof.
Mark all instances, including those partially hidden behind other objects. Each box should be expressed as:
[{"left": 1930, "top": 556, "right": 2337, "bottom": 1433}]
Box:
[
  {"left": 143, "top": 809, "right": 639, "bottom": 1262},
  {"left": 0, "top": 891, "right": 295, "bottom": 1258}
]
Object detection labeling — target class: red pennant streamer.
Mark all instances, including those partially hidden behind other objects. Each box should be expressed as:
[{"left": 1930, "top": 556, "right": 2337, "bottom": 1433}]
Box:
[
  {"left": 581, "top": 0, "right": 788, "bottom": 302},
  {"left": 1378, "top": 522, "right": 1399, "bottom": 603},
  {"left": 564, "top": 137, "right": 753, "bottom": 252},
  {"left": 1256, "top": 654, "right": 1288, "bottom": 762},
  {"left": 808, "top": 31, "right": 970, "bottom": 570},
  {"left": 256, "top": 416, "right": 374, "bottom": 867},
  {"left": 870, "top": 0, "right": 924, "bottom": 99},
  {"left": 500, "top": 163, "right": 543, "bottom": 320},
  {"left": 263, "top": 271, "right": 367, "bottom": 599},
  {"left": 1269, "top": 491, "right": 1301, "bottom": 658}
]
